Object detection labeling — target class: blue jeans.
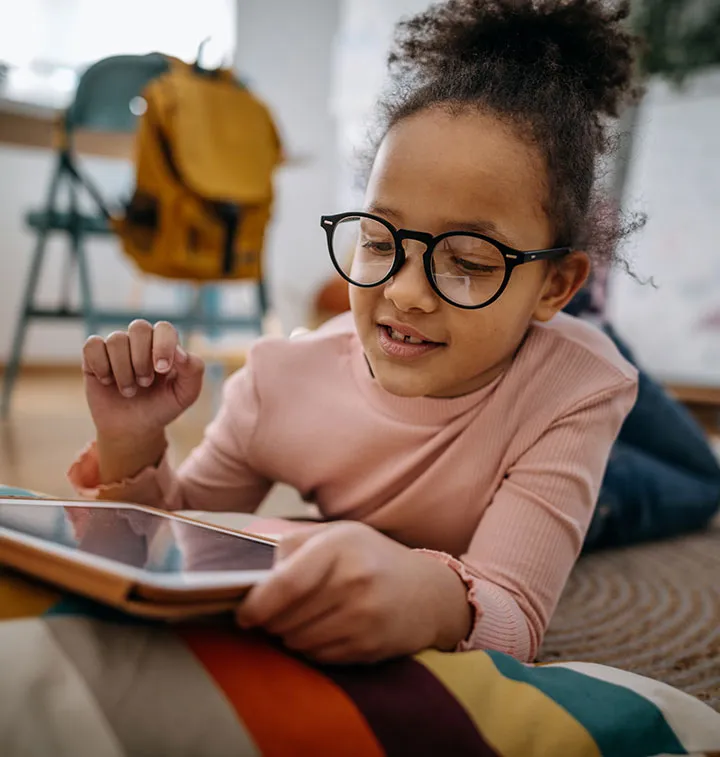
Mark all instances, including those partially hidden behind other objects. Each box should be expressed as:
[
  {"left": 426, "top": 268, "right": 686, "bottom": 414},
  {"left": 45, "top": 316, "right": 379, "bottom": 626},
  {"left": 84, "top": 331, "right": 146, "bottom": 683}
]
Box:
[{"left": 583, "top": 326, "right": 720, "bottom": 550}]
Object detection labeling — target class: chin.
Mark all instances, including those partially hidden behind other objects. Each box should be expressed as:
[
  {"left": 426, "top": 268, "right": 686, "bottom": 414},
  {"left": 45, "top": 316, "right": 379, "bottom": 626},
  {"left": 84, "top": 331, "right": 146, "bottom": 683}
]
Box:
[{"left": 371, "top": 362, "right": 433, "bottom": 398}]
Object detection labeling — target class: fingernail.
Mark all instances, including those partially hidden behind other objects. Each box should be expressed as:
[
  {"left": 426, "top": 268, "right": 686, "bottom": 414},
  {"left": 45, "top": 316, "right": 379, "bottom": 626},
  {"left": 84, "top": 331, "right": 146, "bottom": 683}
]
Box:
[
  {"left": 100, "top": 377, "right": 113, "bottom": 386},
  {"left": 155, "top": 359, "right": 170, "bottom": 372},
  {"left": 121, "top": 386, "right": 137, "bottom": 398},
  {"left": 137, "top": 376, "right": 153, "bottom": 387},
  {"left": 175, "top": 346, "right": 188, "bottom": 363}
]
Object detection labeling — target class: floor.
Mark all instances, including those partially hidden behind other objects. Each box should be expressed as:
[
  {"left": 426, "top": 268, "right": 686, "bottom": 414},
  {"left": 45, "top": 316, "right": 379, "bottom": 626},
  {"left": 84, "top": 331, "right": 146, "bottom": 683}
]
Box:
[{"left": 0, "top": 370, "right": 309, "bottom": 518}]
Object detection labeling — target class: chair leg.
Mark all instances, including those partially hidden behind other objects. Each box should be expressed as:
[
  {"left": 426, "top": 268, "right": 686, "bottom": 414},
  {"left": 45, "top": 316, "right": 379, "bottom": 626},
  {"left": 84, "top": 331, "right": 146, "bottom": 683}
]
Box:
[
  {"left": 201, "top": 285, "right": 221, "bottom": 339},
  {"left": 1, "top": 231, "right": 50, "bottom": 418},
  {"left": 257, "top": 279, "right": 268, "bottom": 320},
  {"left": 192, "top": 285, "right": 224, "bottom": 415},
  {"left": 74, "top": 231, "right": 97, "bottom": 337},
  {"left": 1, "top": 158, "right": 65, "bottom": 417}
]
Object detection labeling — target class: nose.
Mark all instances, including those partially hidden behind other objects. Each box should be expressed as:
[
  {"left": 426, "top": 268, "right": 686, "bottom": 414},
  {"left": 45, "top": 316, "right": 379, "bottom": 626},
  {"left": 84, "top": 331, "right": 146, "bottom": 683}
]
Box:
[{"left": 383, "top": 239, "right": 437, "bottom": 313}]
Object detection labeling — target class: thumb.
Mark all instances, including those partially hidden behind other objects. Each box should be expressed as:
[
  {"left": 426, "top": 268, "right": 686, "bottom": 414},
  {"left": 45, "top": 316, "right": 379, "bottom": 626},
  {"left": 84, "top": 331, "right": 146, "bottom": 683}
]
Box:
[
  {"left": 275, "top": 523, "right": 329, "bottom": 563},
  {"left": 167, "top": 347, "right": 204, "bottom": 403},
  {"left": 175, "top": 346, "right": 204, "bottom": 374}
]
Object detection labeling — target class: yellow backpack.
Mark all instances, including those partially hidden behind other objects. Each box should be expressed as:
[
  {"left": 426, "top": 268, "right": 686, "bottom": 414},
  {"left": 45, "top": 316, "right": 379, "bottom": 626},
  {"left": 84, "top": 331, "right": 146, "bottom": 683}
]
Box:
[{"left": 114, "top": 58, "right": 282, "bottom": 281}]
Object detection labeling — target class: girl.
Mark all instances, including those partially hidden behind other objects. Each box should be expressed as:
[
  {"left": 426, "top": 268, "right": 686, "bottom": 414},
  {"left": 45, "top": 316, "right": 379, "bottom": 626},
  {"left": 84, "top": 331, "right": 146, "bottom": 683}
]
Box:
[{"left": 72, "top": 0, "right": 640, "bottom": 664}]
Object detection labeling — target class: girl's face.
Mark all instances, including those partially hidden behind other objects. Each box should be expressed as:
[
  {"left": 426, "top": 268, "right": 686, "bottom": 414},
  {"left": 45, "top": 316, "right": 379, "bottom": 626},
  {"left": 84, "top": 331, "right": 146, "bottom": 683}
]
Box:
[{"left": 351, "top": 107, "right": 589, "bottom": 398}]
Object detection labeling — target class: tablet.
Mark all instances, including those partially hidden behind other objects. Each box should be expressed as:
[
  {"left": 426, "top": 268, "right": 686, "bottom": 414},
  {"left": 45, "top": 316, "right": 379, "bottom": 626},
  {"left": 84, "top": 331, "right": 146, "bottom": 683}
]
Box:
[{"left": 0, "top": 497, "right": 277, "bottom": 619}]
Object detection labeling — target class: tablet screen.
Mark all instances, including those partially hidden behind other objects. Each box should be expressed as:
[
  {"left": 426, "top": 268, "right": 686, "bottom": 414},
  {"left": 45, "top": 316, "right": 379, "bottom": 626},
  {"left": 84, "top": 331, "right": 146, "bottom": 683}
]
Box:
[{"left": 0, "top": 501, "right": 275, "bottom": 573}]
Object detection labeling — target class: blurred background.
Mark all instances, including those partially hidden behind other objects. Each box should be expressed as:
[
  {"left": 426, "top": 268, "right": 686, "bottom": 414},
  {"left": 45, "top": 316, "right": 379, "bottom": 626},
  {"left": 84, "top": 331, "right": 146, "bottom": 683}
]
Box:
[{"left": 0, "top": 0, "right": 718, "bottom": 496}]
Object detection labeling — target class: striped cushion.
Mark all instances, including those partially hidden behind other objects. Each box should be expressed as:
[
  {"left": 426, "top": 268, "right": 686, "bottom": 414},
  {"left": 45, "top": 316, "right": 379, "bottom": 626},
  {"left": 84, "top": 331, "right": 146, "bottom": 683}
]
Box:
[{"left": 1, "top": 487, "right": 719, "bottom": 756}]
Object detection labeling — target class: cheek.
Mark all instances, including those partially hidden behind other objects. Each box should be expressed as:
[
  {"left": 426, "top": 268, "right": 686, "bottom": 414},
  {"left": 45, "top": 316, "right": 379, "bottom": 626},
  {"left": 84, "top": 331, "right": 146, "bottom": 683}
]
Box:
[
  {"left": 443, "top": 312, "right": 517, "bottom": 383},
  {"left": 447, "top": 310, "right": 505, "bottom": 355},
  {"left": 349, "top": 287, "right": 379, "bottom": 330},
  {"left": 447, "top": 278, "right": 545, "bottom": 360},
  {"left": 498, "top": 265, "right": 549, "bottom": 323}
]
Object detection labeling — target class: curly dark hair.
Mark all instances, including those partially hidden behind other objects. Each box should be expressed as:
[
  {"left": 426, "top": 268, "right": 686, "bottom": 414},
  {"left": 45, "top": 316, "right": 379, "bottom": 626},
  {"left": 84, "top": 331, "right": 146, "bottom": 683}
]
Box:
[{"left": 360, "top": 0, "right": 643, "bottom": 267}]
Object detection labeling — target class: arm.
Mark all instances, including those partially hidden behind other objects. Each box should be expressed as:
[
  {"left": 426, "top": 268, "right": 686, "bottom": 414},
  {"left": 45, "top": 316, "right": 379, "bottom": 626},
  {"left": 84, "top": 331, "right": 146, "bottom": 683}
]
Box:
[
  {"left": 428, "top": 380, "right": 638, "bottom": 661},
  {"left": 231, "top": 381, "right": 637, "bottom": 665},
  {"left": 68, "top": 366, "right": 273, "bottom": 513}
]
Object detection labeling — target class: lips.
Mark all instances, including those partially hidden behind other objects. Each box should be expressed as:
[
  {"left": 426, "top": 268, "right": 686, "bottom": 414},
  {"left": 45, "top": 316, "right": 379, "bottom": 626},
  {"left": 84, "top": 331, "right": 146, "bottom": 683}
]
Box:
[
  {"left": 377, "top": 320, "right": 443, "bottom": 345},
  {"left": 376, "top": 323, "right": 445, "bottom": 360},
  {"left": 387, "top": 327, "right": 427, "bottom": 345}
]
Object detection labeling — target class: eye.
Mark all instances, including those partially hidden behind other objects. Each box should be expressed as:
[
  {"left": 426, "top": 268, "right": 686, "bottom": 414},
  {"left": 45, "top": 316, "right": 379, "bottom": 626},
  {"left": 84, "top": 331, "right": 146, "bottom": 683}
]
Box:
[
  {"left": 436, "top": 236, "right": 505, "bottom": 275},
  {"left": 451, "top": 255, "right": 501, "bottom": 274},
  {"left": 361, "top": 239, "right": 394, "bottom": 254}
]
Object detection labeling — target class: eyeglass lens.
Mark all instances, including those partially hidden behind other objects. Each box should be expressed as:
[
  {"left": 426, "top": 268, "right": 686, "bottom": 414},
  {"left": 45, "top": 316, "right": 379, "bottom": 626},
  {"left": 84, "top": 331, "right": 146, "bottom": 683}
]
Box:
[{"left": 331, "top": 216, "right": 507, "bottom": 307}]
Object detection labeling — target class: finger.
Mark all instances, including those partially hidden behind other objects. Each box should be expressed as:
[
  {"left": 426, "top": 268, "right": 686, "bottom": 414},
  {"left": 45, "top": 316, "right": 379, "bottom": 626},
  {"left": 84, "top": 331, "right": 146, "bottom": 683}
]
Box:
[
  {"left": 265, "top": 592, "right": 342, "bottom": 637},
  {"left": 309, "top": 638, "right": 381, "bottom": 666},
  {"left": 303, "top": 633, "right": 386, "bottom": 665},
  {"left": 237, "top": 539, "right": 337, "bottom": 628},
  {"left": 255, "top": 525, "right": 351, "bottom": 625},
  {"left": 82, "top": 336, "right": 113, "bottom": 386},
  {"left": 105, "top": 331, "right": 136, "bottom": 397},
  {"left": 127, "top": 320, "right": 154, "bottom": 387},
  {"left": 277, "top": 604, "right": 346, "bottom": 651},
  {"left": 151, "top": 321, "right": 179, "bottom": 374},
  {"left": 237, "top": 563, "right": 330, "bottom": 630}
]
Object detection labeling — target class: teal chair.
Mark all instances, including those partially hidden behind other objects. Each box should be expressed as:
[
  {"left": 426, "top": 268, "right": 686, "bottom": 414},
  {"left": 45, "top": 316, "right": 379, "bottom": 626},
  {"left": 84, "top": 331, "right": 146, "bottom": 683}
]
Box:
[{"left": 1, "top": 54, "right": 267, "bottom": 417}]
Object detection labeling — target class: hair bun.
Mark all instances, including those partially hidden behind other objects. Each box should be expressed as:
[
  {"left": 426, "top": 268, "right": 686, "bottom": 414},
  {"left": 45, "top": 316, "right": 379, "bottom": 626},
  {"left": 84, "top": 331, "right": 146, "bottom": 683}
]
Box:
[{"left": 389, "top": 0, "right": 638, "bottom": 117}]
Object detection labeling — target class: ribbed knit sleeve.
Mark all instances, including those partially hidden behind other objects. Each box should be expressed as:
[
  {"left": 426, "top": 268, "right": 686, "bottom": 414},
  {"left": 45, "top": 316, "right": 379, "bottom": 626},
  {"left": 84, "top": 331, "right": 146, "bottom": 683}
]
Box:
[{"left": 424, "top": 379, "right": 637, "bottom": 661}]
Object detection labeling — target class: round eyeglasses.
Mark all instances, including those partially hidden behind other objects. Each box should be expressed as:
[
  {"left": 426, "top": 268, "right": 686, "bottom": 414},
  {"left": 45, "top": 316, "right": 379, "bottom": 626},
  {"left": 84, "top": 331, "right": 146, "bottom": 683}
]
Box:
[{"left": 321, "top": 212, "right": 571, "bottom": 310}]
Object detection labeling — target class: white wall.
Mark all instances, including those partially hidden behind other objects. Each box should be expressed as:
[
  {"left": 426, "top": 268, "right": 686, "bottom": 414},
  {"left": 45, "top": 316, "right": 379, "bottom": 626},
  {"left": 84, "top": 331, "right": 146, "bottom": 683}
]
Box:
[
  {"left": 234, "top": 0, "right": 341, "bottom": 333},
  {"left": 332, "top": 0, "right": 434, "bottom": 208},
  {"left": 608, "top": 69, "right": 720, "bottom": 384}
]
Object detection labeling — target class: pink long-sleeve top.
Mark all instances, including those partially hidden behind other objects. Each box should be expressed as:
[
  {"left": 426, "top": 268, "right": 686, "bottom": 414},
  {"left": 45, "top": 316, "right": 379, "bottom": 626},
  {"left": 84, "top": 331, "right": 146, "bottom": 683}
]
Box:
[{"left": 69, "top": 312, "right": 638, "bottom": 661}]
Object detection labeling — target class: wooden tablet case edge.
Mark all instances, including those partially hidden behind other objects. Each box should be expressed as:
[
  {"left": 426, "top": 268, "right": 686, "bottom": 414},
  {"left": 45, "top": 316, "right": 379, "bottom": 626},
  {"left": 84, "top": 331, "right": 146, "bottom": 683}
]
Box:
[
  {"left": 0, "top": 534, "right": 250, "bottom": 620},
  {"left": 0, "top": 497, "right": 278, "bottom": 620}
]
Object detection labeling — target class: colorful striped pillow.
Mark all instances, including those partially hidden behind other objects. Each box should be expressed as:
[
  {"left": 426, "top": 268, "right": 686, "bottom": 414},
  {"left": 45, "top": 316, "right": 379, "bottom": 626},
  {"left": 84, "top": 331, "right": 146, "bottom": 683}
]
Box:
[{"left": 1, "top": 486, "right": 719, "bottom": 756}]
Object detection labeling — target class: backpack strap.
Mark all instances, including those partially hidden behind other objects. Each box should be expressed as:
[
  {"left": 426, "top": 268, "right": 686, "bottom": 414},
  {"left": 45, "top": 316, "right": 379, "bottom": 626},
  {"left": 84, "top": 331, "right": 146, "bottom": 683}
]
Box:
[{"left": 215, "top": 202, "right": 242, "bottom": 276}]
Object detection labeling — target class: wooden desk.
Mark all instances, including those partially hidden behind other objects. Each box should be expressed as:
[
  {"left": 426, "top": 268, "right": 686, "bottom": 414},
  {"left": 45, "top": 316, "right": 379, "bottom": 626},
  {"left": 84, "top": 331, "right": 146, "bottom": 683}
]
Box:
[
  {"left": 667, "top": 383, "right": 720, "bottom": 436},
  {"left": 0, "top": 96, "right": 134, "bottom": 159}
]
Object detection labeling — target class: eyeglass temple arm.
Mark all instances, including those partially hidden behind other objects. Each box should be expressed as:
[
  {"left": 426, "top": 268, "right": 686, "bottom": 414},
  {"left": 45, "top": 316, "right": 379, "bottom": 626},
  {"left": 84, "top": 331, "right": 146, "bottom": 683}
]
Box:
[{"left": 516, "top": 247, "right": 571, "bottom": 264}]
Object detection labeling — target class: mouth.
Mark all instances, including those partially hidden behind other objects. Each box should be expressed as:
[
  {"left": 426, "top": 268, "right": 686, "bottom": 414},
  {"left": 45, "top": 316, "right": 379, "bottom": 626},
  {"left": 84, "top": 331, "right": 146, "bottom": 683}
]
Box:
[{"left": 376, "top": 324, "right": 445, "bottom": 360}]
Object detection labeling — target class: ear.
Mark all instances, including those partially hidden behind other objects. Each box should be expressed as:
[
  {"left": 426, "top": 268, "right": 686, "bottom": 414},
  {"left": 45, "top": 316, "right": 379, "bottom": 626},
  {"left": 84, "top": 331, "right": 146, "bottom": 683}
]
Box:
[{"left": 532, "top": 252, "right": 591, "bottom": 322}]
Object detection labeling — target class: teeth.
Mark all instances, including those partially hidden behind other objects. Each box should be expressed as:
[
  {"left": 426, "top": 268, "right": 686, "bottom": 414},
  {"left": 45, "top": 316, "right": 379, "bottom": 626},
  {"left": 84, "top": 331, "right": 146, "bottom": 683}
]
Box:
[{"left": 389, "top": 328, "right": 423, "bottom": 344}]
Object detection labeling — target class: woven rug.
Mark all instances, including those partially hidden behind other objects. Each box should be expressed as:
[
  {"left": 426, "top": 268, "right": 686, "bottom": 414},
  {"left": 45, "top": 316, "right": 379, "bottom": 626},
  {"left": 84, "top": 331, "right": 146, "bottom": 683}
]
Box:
[{"left": 540, "top": 522, "right": 720, "bottom": 711}]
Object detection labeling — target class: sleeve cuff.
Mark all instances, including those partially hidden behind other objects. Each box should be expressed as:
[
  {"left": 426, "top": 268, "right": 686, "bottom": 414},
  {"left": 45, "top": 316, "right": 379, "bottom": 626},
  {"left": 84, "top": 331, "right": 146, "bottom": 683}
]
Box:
[
  {"left": 66, "top": 440, "right": 181, "bottom": 509},
  {"left": 414, "top": 549, "right": 485, "bottom": 653}
]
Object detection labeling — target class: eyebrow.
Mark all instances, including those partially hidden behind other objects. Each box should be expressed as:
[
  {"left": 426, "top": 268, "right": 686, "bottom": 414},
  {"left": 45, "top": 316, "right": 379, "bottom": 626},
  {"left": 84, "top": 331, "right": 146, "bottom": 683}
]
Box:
[{"left": 365, "top": 204, "right": 509, "bottom": 243}]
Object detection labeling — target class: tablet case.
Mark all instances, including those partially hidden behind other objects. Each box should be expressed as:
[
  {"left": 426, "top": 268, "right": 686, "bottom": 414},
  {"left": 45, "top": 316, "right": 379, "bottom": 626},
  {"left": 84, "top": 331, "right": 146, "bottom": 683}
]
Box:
[{"left": 0, "top": 497, "right": 277, "bottom": 620}]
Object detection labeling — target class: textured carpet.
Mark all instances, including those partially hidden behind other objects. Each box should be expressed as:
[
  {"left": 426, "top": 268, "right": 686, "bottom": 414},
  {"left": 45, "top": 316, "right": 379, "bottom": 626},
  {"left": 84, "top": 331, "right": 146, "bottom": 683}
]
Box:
[{"left": 540, "top": 522, "right": 720, "bottom": 711}]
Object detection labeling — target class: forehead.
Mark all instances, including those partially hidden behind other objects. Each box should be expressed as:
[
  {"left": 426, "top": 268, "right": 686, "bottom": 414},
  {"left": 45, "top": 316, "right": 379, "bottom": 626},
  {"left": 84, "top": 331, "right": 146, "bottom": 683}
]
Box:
[{"left": 366, "top": 108, "right": 551, "bottom": 246}]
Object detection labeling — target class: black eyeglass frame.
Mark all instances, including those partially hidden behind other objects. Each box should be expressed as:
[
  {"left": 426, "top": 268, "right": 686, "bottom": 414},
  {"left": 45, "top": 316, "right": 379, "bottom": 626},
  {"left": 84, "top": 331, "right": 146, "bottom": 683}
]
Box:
[{"left": 321, "top": 211, "right": 571, "bottom": 310}]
